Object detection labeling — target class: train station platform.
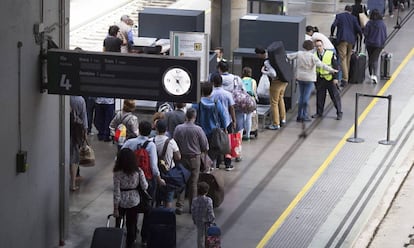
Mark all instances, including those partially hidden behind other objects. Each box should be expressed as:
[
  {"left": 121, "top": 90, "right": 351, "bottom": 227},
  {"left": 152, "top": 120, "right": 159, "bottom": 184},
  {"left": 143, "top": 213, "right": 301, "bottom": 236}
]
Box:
[{"left": 65, "top": 0, "right": 414, "bottom": 247}]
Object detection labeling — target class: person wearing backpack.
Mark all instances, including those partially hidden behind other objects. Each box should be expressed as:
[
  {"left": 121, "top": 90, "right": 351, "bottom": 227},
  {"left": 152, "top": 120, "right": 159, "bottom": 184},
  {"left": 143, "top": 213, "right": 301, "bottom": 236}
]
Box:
[
  {"left": 193, "top": 82, "right": 227, "bottom": 168},
  {"left": 122, "top": 120, "right": 166, "bottom": 246},
  {"left": 109, "top": 99, "right": 139, "bottom": 151},
  {"left": 255, "top": 47, "right": 288, "bottom": 130},
  {"left": 153, "top": 119, "right": 181, "bottom": 208},
  {"left": 241, "top": 67, "right": 258, "bottom": 140}
]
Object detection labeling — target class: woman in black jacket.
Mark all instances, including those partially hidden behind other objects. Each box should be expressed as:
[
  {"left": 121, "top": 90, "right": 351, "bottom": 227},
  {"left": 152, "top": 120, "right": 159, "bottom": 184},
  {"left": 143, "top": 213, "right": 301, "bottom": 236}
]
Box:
[{"left": 364, "top": 9, "right": 387, "bottom": 84}]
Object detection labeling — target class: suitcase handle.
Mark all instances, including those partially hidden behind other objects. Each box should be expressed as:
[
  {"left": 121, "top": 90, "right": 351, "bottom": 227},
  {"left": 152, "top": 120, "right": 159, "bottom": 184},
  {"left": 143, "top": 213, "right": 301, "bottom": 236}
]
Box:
[{"left": 107, "top": 214, "right": 124, "bottom": 228}]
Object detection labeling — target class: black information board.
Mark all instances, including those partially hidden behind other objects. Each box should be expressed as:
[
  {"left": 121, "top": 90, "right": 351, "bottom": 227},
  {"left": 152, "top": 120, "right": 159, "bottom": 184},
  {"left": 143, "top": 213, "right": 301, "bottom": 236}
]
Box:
[{"left": 47, "top": 49, "right": 200, "bottom": 102}]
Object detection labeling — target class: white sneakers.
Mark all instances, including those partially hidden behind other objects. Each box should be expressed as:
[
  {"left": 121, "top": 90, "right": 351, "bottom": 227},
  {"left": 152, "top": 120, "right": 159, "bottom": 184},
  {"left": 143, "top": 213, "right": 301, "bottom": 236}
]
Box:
[{"left": 370, "top": 75, "right": 378, "bottom": 84}]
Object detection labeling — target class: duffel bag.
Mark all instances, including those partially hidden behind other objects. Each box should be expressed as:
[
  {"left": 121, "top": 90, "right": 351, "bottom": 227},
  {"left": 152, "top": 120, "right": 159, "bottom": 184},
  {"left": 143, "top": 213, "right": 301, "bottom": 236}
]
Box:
[{"left": 162, "top": 163, "right": 191, "bottom": 191}]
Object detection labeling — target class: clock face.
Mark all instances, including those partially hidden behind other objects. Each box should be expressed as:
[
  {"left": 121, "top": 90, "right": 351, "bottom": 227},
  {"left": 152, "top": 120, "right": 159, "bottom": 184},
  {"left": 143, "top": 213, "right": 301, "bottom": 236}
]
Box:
[{"left": 162, "top": 67, "right": 192, "bottom": 96}]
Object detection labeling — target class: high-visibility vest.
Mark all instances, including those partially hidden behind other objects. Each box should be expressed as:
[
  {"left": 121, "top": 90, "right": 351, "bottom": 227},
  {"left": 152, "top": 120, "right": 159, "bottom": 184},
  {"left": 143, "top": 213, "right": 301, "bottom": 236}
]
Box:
[{"left": 315, "top": 50, "right": 334, "bottom": 81}]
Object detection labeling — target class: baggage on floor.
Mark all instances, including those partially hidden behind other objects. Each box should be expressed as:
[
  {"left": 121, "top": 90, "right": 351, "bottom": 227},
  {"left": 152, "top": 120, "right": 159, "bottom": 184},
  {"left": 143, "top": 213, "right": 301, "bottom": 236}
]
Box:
[
  {"left": 205, "top": 223, "right": 222, "bottom": 248},
  {"left": 198, "top": 170, "right": 224, "bottom": 208},
  {"left": 147, "top": 208, "right": 176, "bottom": 248},
  {"left": 267, "top": 41, "right": 294, "bottom": 83},
  {"left": 90, "top": 214, "right": 126, "bottom": 248},
  {"left": 349, "top": 52, "right": 366, "bottom": 84},
  {"left": 380, "top": 51, "right": 392, "bottom": 79}
]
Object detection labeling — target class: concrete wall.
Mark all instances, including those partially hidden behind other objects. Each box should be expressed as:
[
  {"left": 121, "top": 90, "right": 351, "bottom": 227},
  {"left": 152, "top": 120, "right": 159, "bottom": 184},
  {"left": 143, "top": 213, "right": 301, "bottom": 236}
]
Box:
[
  {"left": 211, "top": 0, "right": 247, "bottom": 62},
  {"left": 0, "top": 0, "right": 69, "bottom": 247}
]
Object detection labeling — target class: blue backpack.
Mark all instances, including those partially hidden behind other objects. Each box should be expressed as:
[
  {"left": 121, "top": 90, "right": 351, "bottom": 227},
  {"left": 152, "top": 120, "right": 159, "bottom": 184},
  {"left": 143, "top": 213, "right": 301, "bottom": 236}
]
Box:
[{"left": 242, "top": 78, "right": 254, "bottom": 96}]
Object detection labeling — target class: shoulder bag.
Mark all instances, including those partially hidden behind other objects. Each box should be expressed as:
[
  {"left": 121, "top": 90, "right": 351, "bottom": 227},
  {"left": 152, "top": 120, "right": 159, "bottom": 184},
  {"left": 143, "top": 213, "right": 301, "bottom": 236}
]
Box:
[
  {"left": 232, "top": 76, "right": 256, "bottom": 113},
  {"left": 209, "top": 101, "right": 231, "bottom": 154},
  {"left": 157, "top": 138, "right": 172, "bottom": 174}
]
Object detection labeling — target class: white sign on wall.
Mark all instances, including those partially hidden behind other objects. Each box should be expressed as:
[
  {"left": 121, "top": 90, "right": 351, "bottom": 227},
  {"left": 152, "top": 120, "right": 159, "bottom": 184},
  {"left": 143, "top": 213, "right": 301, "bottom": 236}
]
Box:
[{"left": 170, "top": 31, "right": 209, "bottom": 82}]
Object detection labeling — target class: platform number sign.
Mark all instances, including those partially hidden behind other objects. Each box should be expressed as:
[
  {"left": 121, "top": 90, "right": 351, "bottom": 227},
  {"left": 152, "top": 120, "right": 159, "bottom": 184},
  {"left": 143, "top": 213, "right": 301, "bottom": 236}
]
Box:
[
  {"left": 47, "top": 49, "right": 200, "bottom": 102},
  {"left": 59, "top": 74, "right": 72, "bottom": 90}
]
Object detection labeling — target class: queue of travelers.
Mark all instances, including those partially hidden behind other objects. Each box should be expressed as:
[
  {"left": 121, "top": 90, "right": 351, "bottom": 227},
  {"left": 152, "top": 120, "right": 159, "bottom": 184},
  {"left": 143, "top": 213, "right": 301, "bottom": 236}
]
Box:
[{"left": 71, "top": 8, "right": 391, "bottom": 246}]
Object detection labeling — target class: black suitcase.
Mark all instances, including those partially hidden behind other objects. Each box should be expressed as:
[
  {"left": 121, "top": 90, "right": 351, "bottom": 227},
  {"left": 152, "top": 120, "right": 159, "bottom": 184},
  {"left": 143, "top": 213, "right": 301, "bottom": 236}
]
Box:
[
  {"left": 147, "top": 208, "right": 176, "bottom": 248},
  {"left": 267, "top": 41, "right": 294, "bottom": 83},
  {"left": 349, "top": 52, "right": 366, "bottom": 84},
  {"left": 90, "top": 214, "right": 126, "bottom": 248},
  {"left": 380, "top": 52, "right": 391, "bottom": 79},
  {"left": 199, "top": 170, "right": 225, "bottom": 208}
]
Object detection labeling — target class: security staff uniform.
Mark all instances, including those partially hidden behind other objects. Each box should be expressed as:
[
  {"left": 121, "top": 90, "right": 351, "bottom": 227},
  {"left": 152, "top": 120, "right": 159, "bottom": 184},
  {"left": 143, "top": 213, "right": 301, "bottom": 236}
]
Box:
[{"left": 314, "top": 50, "right": 343, "bottom": 120}]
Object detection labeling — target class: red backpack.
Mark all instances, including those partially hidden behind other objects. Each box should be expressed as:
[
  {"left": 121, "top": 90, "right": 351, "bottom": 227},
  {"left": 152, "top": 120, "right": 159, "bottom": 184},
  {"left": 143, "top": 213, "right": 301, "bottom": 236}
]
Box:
[{"left": 135, "top": 140, "right": 153, "bottom": 180}]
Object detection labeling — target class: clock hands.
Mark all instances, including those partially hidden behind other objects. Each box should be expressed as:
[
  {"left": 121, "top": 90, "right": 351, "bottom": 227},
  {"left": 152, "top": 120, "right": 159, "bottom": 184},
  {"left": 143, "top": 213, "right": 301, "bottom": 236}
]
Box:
[{"left": 175, "top": 79, "right": 184, "bottom": 92}]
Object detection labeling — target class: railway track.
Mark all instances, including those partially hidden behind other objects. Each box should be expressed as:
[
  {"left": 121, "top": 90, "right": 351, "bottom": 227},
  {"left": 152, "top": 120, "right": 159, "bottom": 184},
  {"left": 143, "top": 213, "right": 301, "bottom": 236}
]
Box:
[{"left": 69, "top": 0, "right": 177, "bottom": 51}]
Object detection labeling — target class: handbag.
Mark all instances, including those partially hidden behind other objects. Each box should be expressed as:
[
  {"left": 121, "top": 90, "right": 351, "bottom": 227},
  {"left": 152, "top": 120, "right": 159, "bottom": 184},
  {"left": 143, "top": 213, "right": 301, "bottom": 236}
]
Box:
[
  {"left": 232, "top": 77, "right": 256, "bottom": 113},
  {"left": 257, "top": 74, "right": 270, "bottom": 97},
  {"left": 210, "top": 128, "right": 231, "bottom": 154},
  {"left": 359, "top": 12, "right": 369, "bottom": 28},
  {"left": 208, "top": 101, "right": 231, "bottom": 154},
  {"left": 137, "top": 181, "right": 153, "bottom": 213},
  {"left": 79, "top": 140, "right": 95, "bottom": 167},
  {"left": 162, "top": 162, "right": 191, "bottom": 191}
]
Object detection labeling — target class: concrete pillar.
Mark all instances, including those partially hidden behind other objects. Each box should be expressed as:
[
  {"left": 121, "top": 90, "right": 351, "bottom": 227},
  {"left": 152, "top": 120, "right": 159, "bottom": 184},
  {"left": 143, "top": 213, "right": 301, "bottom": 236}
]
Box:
[{"left": 211, "top": 0, "right": 247, "bottom": 63}]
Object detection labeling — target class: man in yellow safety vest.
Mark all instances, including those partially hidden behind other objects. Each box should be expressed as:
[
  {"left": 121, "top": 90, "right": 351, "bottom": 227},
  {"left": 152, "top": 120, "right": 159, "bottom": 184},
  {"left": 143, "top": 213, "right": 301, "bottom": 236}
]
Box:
[{"left": 312, "top": 40, "right": 343, "bottom": 120}]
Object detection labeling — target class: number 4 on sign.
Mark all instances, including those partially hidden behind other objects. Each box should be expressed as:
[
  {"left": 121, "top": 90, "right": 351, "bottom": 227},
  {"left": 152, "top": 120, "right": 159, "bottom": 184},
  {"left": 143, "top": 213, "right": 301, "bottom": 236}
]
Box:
[{"left": 60, "top": 74, "right": 72, "bottom": 90}]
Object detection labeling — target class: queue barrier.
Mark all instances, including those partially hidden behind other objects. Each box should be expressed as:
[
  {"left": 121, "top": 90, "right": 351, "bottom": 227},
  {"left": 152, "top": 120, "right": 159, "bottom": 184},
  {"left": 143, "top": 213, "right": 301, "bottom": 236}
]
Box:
[{"left": 347, "top": 93, "right": 395, "bottom": 145}]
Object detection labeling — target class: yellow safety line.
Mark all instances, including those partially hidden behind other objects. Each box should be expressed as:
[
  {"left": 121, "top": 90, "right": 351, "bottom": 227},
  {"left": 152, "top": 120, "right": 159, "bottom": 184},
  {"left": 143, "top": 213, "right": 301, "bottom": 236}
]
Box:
[{"left": 257, "top": 47, "right": 414, "bottom": 248}]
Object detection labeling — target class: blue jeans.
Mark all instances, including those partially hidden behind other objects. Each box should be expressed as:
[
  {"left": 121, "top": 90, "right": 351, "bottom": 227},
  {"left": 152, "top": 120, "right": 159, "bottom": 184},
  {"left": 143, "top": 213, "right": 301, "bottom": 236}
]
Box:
[
  {"left": 297, "top": 81, "right": 314, "bottom": 120},
  {"left": 83, "top": 96, "right": 96, "bottom": 133},
  {"left": 243, "top": 112, "right": 253, "bottom": 138},
  {"left": 235, "top": 110, "right": 245, "bottom": 132}
]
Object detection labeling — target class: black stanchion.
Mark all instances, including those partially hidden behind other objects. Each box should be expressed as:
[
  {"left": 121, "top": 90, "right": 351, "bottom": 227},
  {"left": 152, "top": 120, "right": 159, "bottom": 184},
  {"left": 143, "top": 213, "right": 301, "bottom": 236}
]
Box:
[
  {"left": 347, "top": 93, "right": 395, "bottom": 145},
  {"left": 347, "top": 93, "right": 364, "bottom": 143}
]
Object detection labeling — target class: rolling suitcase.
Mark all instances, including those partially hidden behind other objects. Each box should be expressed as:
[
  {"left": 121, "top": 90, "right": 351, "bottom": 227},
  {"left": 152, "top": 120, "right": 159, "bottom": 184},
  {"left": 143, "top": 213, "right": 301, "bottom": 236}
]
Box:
[
  {"left": 349, "top": 52, "right": 366, "bottom": 84},
  {"left": 147, "top": 208, "right": 176, "bottom": 248},
  {"left": 205, "top": 223, "right": 222, "bottom": 248},
  {"left": 198, "top": 170, "right": 225, "bottom": 208},
  {"left": 90, "top": 214, "right": 126, "bottom": 248},
  {"left": 380, "top": 52, "right": 392, "bottom": 79}
]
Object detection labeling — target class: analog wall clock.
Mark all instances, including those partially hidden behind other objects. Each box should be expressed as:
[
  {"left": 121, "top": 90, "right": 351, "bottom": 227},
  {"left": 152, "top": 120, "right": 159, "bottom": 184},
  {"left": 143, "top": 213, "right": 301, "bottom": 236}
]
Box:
[{"left": 162, "top": 67, "right": 192, "bottom": 96}]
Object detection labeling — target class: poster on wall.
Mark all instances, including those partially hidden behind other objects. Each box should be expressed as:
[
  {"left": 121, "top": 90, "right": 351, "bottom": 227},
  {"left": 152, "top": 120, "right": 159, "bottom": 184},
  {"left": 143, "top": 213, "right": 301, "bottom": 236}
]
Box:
[{"left": 170, "top": 31, "right": 209, "bottom": 82}]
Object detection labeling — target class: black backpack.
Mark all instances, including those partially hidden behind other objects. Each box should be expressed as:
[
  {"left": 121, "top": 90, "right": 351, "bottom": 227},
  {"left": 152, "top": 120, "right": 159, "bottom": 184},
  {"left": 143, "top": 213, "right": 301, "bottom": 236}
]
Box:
[{"left": 267, "top": 41, "right": 293, "bottom": 83}]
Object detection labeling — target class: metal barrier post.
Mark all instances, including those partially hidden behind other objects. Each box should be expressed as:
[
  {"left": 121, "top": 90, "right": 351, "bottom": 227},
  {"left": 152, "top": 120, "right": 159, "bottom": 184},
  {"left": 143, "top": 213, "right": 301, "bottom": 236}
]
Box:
[
  {"left": 347, "top": 93, "right": 395, "bottom": 145},
  {"left": 347, "top": 93, "right": 364, "bottom": 143},
  {"left": 379, "top": 95, "right": 396, "bottom": 145}
]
